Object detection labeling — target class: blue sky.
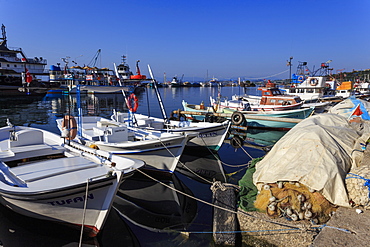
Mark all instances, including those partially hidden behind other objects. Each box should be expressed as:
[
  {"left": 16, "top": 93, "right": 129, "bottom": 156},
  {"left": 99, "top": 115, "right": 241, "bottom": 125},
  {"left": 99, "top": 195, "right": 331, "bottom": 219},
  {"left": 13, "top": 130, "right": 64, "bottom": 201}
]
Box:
[{"left": 1, "top": 0, "right": 369, "bottom": 81}]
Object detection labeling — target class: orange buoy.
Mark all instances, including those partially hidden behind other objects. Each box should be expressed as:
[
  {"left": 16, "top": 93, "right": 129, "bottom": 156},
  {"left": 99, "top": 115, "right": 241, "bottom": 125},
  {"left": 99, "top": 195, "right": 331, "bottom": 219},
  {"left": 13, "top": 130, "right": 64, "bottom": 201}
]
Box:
[
  {"left": 127, "top": 93, "right": 139, "bottom": 112},
  {"left": 61, "top": 115, "right": 77, "bottom": 140}
]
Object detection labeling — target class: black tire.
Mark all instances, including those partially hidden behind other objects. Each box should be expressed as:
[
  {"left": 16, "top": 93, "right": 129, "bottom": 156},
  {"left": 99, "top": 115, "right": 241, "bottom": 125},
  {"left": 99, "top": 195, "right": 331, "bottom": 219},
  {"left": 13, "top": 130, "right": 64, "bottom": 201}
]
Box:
[
  {"left": 231, "top": 111, "right": 245, "bottom": 125},
  {"left": 205, "top": 113, "right": 214, "bottom": 123},
  {"left": 230, "top": 135, "right": 244, "bottom": 148}
]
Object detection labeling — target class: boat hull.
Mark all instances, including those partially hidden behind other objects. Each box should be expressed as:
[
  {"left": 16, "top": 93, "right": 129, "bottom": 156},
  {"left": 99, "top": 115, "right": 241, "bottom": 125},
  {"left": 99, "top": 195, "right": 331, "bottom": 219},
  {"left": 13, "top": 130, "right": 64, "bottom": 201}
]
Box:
[
  {"left": 183, "top": 101, "right": 314, "bottom": 130},
  {"left": 0, "top": 174, "right": 122, "bottom": 236},
  {"left": 56, "top": 116, "right": 187, "bottom": 173},
  {"left": 226, "top": 107, "right": 315, "bottom": 130},
  {"left": 94, "top": 135, "right": 187, "bottom": 173},
  {"left": 164, "top": 121, "right": 230, "bottom": 151},
  {"left": 127, "top": 113, "right": 231, "bottom": 152}
]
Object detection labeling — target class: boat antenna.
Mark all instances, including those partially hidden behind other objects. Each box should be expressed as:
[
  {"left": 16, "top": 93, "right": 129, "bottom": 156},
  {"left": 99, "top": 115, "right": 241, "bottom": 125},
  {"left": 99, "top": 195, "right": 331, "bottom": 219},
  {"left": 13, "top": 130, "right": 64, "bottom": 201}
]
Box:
[
  {"left": 1, "top": 24, "right": 7, "bottom": 47},
  {"left": 148, "top": 64, "right": 168, "bottom": 123}
]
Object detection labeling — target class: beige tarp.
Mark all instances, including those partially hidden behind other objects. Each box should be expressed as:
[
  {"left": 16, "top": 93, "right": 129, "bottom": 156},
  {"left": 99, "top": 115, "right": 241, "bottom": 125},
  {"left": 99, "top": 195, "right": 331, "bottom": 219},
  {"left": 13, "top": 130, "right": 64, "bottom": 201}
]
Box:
[{"left": 253, "top": 113, "right": 370, "bottom": 207}]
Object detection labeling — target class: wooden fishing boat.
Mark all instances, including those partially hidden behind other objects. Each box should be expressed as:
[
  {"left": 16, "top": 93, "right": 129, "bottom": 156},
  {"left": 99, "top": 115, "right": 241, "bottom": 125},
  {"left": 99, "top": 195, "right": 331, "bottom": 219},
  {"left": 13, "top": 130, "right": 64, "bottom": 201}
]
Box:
[
  {"left": 211, "top": 81, "right": 303, "bottom": 112},
  {"left": 0, "top": 123, "right": 144, "bottom": 236},
  {"left": 182, "top": 100, "right": 315, "bottom": 130}
]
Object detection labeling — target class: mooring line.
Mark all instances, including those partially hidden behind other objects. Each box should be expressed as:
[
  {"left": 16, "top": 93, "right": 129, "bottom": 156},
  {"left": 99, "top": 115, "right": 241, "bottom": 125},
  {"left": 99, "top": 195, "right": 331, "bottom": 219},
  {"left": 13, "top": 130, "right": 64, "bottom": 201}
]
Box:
[
  {"left": 159, "top": 139, "right": 213, "bottom": 184},
  {"left": 134, "top": 168, "right": 315, "bottom": 232},
  {"left": 199, "top": 134, "right": 252, "bottom": 168},
  {"left": 79, "top": 178, "right": 90, "bottom": 247}
]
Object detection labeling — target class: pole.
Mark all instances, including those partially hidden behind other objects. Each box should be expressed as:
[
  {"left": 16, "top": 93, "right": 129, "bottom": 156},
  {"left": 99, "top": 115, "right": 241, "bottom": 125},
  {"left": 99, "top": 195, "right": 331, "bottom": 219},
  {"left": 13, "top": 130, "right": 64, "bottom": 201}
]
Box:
[
  {"left": 148, "top": 65, "right": 168, "bottom": 122},
  {"left": 289, "top": 56, "right": 293, "bottom": 84}
]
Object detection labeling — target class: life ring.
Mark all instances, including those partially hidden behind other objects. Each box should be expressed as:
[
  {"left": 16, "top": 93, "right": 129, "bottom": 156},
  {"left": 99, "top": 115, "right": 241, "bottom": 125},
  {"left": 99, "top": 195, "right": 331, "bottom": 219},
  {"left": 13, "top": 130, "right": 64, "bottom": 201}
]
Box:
[
  {"left": 127, "top": 93, "right": 139, "bottom": 112},
  {"left": 298, "top": 75, "right": 305, "bottom": 82},
  {"left": 310, "top": 78, "right": 318, "bottom": 86},
  {"left": 61, "top": 115, "right": 77, "bottom": 140}
]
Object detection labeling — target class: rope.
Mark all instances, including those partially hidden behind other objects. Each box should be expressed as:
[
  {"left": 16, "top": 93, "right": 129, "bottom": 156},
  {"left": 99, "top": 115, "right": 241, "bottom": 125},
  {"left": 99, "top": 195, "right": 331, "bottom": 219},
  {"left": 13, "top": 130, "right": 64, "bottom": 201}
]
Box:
[
  {"left": 210, "top": 180, "right": 227, "bottom": 193},
  {"left": 132, "top": 168, "right": 354, "bottom": 236},
  {"left": 158, "top": 139, "right": 213, "bottom": 184},
  {"left": 243, "top": 69, "right": 289, "bottom": 80},
  {"left": 318, "top": 224, "right": 354, "bottom": 234},
  {"left": 79, "top": 178, "right": 90, "bottom": 247},
  {"left": 135, "top": 168, "right": 309, "bottom": 231},
  {"left": 198, "top": 134, "right": 252, "bottom": 168}
]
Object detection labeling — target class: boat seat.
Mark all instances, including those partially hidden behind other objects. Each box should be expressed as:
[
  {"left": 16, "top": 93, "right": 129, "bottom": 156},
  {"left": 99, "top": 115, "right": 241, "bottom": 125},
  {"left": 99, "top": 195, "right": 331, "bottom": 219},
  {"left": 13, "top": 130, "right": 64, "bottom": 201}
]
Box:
[
  {"left": 81, "top": 123, "right": 97, "bottom": 130},
  {"left": 9, "top": 129, "right": 44, "bottom": 148},
  {"left": 0, "top": 161, "right": 27, "bottom": 187},
  {"left": 0, "top": 144, "right": 65, "bottom": 162}
]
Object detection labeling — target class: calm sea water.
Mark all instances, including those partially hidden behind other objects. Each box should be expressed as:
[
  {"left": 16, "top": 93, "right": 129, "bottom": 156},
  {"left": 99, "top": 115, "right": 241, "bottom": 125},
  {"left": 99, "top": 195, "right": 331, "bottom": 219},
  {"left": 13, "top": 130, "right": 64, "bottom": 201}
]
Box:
[{"left": 0, "top": 86, "right": 284, "bottom": 247}]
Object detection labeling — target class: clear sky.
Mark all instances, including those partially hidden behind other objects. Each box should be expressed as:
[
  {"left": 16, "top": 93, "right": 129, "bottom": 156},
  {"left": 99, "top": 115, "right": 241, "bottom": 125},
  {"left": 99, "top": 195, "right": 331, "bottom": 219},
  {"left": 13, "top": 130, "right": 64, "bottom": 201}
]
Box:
[{"left": 1, "top": 0, "right": 369, "bottom": 81}]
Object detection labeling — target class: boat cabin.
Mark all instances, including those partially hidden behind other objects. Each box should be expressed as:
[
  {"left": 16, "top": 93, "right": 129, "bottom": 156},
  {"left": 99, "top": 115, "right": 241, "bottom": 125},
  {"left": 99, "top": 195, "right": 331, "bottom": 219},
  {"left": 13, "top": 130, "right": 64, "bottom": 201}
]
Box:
[{"left": 258, "top": 82, "right": 302, "bottom": 106}]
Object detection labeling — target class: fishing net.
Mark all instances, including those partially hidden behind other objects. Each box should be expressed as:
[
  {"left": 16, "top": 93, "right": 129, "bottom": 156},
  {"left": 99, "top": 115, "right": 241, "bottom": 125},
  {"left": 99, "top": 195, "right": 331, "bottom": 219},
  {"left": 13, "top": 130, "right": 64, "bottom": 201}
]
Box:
[{"left": 254, "top": 182, "right": 337, "bottom": 223}]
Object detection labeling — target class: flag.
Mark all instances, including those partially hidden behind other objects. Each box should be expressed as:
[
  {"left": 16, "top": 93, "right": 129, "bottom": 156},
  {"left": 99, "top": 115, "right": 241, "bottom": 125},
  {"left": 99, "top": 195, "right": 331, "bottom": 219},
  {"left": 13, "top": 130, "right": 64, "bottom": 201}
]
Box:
[
  {"left": 25, "top": 68, "right": 32, "bottom": 83},
  {"left": 349, "top": 104, "right": 363, "bottom": 119},
  {"left": 352, "top": 104, "right": 363, "bottom": 116}
]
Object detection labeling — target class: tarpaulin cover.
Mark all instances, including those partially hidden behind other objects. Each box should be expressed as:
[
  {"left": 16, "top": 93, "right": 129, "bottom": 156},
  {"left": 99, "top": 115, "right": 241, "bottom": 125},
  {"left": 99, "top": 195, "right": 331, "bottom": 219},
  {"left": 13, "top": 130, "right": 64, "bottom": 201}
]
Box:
[
  {"left": 252, "top": 113, "right": 365, "bottom": 207},
  {"left": 328, "top": 96, "right": 370, "bottom": 120}
]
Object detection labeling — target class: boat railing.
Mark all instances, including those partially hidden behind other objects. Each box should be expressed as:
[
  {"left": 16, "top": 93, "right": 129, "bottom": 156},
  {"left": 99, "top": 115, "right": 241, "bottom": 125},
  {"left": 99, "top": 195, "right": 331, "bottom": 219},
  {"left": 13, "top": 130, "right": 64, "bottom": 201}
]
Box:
[{"left": 7, "top": 46, "right": 23, "bottom": 52}]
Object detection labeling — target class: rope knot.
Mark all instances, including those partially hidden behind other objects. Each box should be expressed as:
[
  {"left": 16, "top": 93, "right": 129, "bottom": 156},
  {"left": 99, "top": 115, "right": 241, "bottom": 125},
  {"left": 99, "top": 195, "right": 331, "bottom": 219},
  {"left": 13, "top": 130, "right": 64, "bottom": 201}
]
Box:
[{"left": 211, "top": 180, "right": 226, "bottom": 193}]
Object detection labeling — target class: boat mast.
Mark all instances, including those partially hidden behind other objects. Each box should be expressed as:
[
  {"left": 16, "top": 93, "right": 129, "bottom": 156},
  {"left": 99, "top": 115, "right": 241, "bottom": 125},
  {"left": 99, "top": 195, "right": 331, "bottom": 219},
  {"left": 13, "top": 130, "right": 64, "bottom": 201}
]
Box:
[{"left": 148, "top": 65, "right": 168, "bottom": 122}]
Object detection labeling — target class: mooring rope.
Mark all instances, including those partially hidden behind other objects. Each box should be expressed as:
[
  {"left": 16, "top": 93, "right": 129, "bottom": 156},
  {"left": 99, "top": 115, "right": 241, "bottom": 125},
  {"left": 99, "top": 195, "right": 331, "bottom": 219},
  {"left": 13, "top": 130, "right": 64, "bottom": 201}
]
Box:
[
  {"left": 79, "top": 178, "right": 90, "bottom": 247},
  {"left": 134, "top": 168, "right": 319, "bottom": 233},
  {"left": 198, "top": 134, "right": 253, "bottom": 168},
  {"left": 132, "top": 168, "right": 353, "bottom": 236},
  {"left": 159, "top": 139, "right": 213, "bottom": 184}
]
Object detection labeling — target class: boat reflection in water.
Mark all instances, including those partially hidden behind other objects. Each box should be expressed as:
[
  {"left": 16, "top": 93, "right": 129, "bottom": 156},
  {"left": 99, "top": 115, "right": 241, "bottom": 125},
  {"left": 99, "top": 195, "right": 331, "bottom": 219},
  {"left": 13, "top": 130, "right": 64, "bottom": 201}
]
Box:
[
  {"left": 177, "top": 151, "right": 227, "bottom": 183},
  {"left": 244, "top": 128, "right": 288, "bottom": 147},
  {"left": 113, "top": 172, "right": 198, "bottom": 232}
]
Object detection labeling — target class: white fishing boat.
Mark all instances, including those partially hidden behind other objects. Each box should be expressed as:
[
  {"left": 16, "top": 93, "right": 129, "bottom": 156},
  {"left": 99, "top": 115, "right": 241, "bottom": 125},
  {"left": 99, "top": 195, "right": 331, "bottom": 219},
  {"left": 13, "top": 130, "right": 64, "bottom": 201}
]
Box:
[
  {"left": 282, "top": 61, "right": 342, "bottom": 103},
  {"left": 0, "top": 122, "right": 144, "bottom": 237},
  {"left": 56, "top": 115, "right": 189, "bottom": 173},
  {"left": 111, "top": 112, "right": 231, "bottom": 152}
]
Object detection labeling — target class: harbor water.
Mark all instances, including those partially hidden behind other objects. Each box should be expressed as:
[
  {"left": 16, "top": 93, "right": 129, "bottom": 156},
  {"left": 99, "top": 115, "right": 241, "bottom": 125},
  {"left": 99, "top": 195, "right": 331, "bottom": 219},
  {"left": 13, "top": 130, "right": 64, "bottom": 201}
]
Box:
[{"left": 0, "top": 86, "right": 286, "bottom": 246}]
